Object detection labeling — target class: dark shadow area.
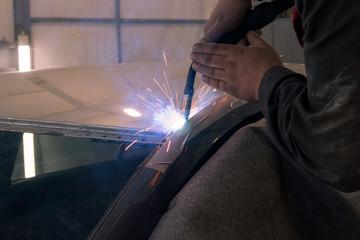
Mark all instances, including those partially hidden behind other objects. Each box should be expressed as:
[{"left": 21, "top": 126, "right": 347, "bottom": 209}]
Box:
[
  {"left": 0, "top": 131, "right": 156, "bottom": 240},
  {"left": 276, "top": 155, "right": 360, "bottom": 240}
]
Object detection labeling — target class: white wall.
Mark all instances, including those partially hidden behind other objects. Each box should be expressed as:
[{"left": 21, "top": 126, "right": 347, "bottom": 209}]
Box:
[
  {"left": 3, "top": 0, "right": 303, "bottom": 70},
  {"left": 120, "top": 0, "right": 216, "bottom": 20},
  {"left": 32, "top": 23, "right": 118, "bottom": 68},
  {"left": 0, "top": 0, "right": 14, "bottom": 42},
  {"left": 29, "top": 0, "right": 217, "bottom": 69},
  {"left": 0, "top": 0, "right": 17, "bottom": 71},
  {"left": 30, "top": 0, "right": 115, "bottom": 18}
]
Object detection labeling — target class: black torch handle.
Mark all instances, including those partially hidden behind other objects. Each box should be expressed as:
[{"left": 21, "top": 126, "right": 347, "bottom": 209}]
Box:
[
  {"left": 184, "top": 0, "right": 294, "bottom": 106},
  {"left": 217, "top": 0, "right": 294, "bottom": 44}
]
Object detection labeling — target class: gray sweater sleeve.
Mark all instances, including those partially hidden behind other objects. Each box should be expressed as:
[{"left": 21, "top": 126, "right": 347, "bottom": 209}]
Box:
[{"left": 258, "top": 0, "right": 360, "bottom": 192}]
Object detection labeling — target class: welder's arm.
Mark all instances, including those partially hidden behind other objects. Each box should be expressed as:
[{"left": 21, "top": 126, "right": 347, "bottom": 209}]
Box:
[
  {"left": 190, "top": 31, "right": 282, "bottom": 102},
  {"left": 190, "top": 0, "right": 294, "bottom": 102},
  {"left": 259, "top": 0, "right": 360, "bottom": 192}
]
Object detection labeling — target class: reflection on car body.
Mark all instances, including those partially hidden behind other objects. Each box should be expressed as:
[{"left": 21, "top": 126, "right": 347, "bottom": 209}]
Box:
[
  {"left": 89, "top": 96, "right": 263, "bottom": 239},
  {"left": 0, "top": 63, "right": 304, "bottom": 239}
]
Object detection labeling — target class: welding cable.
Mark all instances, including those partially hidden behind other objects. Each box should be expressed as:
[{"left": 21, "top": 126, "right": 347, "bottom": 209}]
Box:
[
  {"left": 182, "top": 62, "right": 196, "bottom": 120},
  {"left": 183, "top": 0, "right": 294, "bottom": 120}
]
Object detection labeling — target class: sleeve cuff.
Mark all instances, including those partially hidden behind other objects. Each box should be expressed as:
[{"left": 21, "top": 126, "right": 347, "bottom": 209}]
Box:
[{"left": 258, "top": 66, "right": 304, "bottom": 113}]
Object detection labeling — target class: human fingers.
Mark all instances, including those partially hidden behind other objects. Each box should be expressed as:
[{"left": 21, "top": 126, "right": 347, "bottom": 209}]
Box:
[
  {"left": 201, "top": 75, "right": 229, "bottom": 92},
  {"left": 203, "top": 16, "right": 214, "bottom": 34},
  {"left": 201, "top": 19, "right": 218, "bottom": 43},
  {"left": 201, "top": 0, "right": 247, "bottom": 43},
  {"left": 189, "top": 52, "right": 227, "bottom": 69},
  {"left": 255, "top": 29, "right": 262, "bottom": 36},
  {"left": 204, "top": 22, "right": 229, "bottom": 43},
  {"left": 192, "top": 62, "right": 227, "bottom": 81},
  {"left": 245, "top": 31, "right": 269, "bottom": 48},
  {"left": 199, "top": 35, "right": 213, "bottom": 44},
  {"left": 245, "top": 31, "right": 283, "bottom": 68},
  {"left": 238, "top": 38, "right": 247, "bottom": 46},
  {"left": 200, "top": 0, "right": 252, "bottom": 43},
  {"left": 192, "top": 42, "right": 231, "bottom": 56}
]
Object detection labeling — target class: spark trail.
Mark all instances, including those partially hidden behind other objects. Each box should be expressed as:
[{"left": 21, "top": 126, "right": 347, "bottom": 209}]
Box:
[{"left": 138, "top": 48, "right": 226, "bottom": 136}]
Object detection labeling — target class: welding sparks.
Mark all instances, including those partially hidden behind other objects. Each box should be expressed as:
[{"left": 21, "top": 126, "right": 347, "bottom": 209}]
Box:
[
  {"left": 125, "top": 140, "right": 137, "bottom": 151},
  {"left": 156, "top": 99, "right": 164, "bottom": 105},
  {"left": 161, "top": 41, "right": 168, "bottom": 67},
  {"left": 162, "top": 48, "right": 168, "bottom": 67},
  {"left": 136, "top": 48, "right": 226, "bottom": 136},
  {"left": 133, "top": 126, "right": 156, "bottom": 136},
  {"left": 153, "top": 107, "right": 186, "bottom": 134},
  {"left": 139, "top": 77, "right": 224, "bottom": 134},
  {"left": 166, "top": 140, "right": 172, "bottom": 152},
  {"left": 150, "top": 171, "right": 161, "bottom": 186}
]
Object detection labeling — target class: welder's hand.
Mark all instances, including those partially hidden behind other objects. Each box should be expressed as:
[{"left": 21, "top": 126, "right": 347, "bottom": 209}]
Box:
[
  {"left": 200, "top": 0, "right": 252, "bottom": 43},
  {"left": 190, "top": 31, "right": 282, "bottom": 102}
]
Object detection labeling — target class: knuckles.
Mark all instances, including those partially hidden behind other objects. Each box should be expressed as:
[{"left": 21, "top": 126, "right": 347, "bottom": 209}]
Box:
[
  {"left": 206, "top": 43, "right": 218, "bottom": 53},
  {"left": 205, "top": 54, "right": 215, "bottom": 65}
]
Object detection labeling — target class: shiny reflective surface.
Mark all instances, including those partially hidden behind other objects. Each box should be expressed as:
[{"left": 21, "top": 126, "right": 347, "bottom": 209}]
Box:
[
  {"left": 0, "top": 61, "right": 224, "bottom": 144},
  {"left": 89, "top": 95, "right": 263, "bottom": 240},
  {"left": 146, "top": 95, "right": 247, "bottom": 173},
  {"left": 87, "top": 63, "right": 307, "bottom": 240},
  {"left": 0, "top": 62, "right": 306, "bottom": 239}
]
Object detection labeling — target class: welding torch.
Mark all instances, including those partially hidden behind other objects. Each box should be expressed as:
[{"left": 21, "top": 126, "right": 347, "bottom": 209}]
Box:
[{"left": 182, "top": 0, "right": 294, "bottom": 120}]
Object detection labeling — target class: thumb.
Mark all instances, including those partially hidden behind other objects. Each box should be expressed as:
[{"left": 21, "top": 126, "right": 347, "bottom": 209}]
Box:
[
  {"left": 246, "top": 31, "right": 268, "bottom": 48},
  {"left": 205, "top": 23, "right": 227, "bottom": 43}
]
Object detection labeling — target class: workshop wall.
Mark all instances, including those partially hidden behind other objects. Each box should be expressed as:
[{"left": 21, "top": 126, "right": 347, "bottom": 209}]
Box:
[
  {"left": 0, "top": 0, "right": 14, "bottom": 42},
  {"left": 31, "top": 23, "right": 118, "bottom": 68},
  {"left": 30, "top": 0, "right": 118, "bottom": 68},
  {"left": 119, "top": 0, "right": 215, "bottom": 63},
  {"left": 22, "top": 0, "right": 303, "bottom": 69},
  {"left": 30, "top": 0, "right": 115, "bottom": 18},
  {"left": 0, "top": 0, "right": 17, "bottom": 72},
  {"left": 120, "top": 0, "right": 215, "bottom": 19},
  {"left": 29, "top": 0, "right": 216, "bottom": 69}
]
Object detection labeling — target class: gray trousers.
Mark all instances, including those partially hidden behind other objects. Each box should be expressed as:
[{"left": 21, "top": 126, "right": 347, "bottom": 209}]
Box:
[{"left": 150, "top": 120, "right": 360, "bottom": 240}]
